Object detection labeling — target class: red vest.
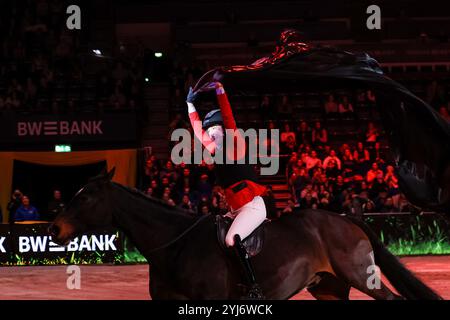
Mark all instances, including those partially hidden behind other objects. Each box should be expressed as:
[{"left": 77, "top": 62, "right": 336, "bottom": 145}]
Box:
[{"left": 225, "top": 180, "right": 266, "bottom": 211}]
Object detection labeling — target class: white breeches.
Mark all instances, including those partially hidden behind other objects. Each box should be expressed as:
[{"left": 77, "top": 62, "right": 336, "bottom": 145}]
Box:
[{"left": 225, "top": 196, "right": 267, "bottom": 247}]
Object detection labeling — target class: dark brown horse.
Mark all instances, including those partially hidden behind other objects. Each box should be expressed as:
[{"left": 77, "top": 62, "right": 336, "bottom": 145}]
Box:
[{"left": 49, "top": 169, "right": 441, "bottom": 300}]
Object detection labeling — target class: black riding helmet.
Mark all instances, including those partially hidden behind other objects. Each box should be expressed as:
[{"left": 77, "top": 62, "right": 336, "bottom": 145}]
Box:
[{"left": 202, "top": 109, "right": 223, "bottom": 130}]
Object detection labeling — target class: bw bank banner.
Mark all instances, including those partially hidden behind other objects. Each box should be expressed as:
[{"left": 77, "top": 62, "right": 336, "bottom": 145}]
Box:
[
  {"left": 0, "top": 113, "right": 137, "bottom": 145},
  {"left": 0, "top": 223, "right": 123, "bottom": 265}
]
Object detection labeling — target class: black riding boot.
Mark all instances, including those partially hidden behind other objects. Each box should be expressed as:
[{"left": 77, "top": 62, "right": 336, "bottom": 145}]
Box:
[{"left": 233, "top": 234, "right": 265, "bottom": 300}]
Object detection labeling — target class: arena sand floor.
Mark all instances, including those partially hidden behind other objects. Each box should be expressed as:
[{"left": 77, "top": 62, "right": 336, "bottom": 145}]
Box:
[{"left": 0, "top": 256, "right": 449, "bottom": 300}]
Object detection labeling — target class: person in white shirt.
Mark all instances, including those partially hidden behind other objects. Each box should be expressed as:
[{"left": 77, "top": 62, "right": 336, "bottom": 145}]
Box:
[{"left": 323, "top": 150, "right": 342, "bottom": 170}]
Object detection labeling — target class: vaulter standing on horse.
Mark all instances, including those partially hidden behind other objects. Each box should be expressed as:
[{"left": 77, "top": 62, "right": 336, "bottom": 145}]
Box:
[{"left": 186, "top": 82, "right": 266, "bottom": 299}]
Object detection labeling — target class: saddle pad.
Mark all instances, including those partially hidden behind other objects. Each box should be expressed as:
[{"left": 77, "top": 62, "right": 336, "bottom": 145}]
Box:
[{"left": 215, "top": 215, "right": 266, "bottom": 257}]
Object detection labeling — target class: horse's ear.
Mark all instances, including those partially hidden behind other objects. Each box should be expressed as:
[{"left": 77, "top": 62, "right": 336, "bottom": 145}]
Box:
[
  {"left": 100, "top": 167, "right": 108, "bottom": 176},
  {"left": 106, "top": 167, "right": 116, "bottom": 180}
]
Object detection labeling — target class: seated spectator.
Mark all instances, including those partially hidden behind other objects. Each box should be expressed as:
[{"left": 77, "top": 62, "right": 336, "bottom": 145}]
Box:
[
  {"left": 280, "top": 123, "right": 295, "bottom": 154},
  {"left": 150, "top": 179, "right": 162, "bottom": 198},
  {"left": 305, "top": 150, "right": 322, "bottom": 173},
  {"left": 324, "top": 94, "right": 338, "bottom": 115},
  {"left": 341, "top": 148, "right": 355, "bottom": 172},
  {"left": 290, "top": 167, "right": 310, "bottom": 202},
  {"left": 323, "top": 150, "right": 342, "bottom": 170},
  {"left": 365, "top": 121, "right": 379, "bottom": 145},
  {"left": 300, "top": 192, "right": 318, "bottom": 209},
  {"left": 341, "top": 190, "right": 356, "bottom": 214},
  {"left": 46, "top": 190, "right": 65, "bottom": 221},
  {"left": 161, "top": 176, "right": 173, "bottom": 192},
  {"left": 372, "top": 142, "right": 386, "bottom": 165},
  {"left": 369, "top": 173, "right": 388, "bottom": 199},
  {"left": 14, "top": 196, "right": 40, "bottom": 222},
  {"left": 366, "top": 162, "right": 383, "bottom": 186},
  {"left": 280, "top": 123, "right": 296, "bottom": 145},
  {"left": 311, "top": 121, "right": 328, "bottom": 147},
  {"left": 362, "top": 200, "right": 377, "bottom": 213},
  {"left": 384, "top": 165, "right": 400, "bottom": 206},
  {"left": 197, "top": 174, "right": 212, "bottom": 199},
  {"left": 286, "top": 152, "right": 298, "bottom": 177},
  {"left": 338, "top": 95, "right": 354, "bottom": 114},
  {"left": 199, "top": 204, "right": 211, "bottom": 215},
  {"left": 332, "top": 175, "right": 347, "bottom": 197},
  {"left": 296, "top": 121, "right": 311, "bottom": 145},
  {"left": 357, "top": 181, "right": 369, "bottom": 194},
  {"left": 311, "top": 167, "right": 324, "bottom": 186},
  {"left": 145, "top": 187, "right": 154, "bottom": 197},
  {"left": 282, "top": 135, "right": 296, "bottom": 154},
  {"left": 181, "top": 186, "right": 199, "bottom": 206},
  {"left": 353, "top": 142, "right": 370, "bottom": 174},
  {"left": 300, "top": 184, "right": 318, "bottom": 200},
  {"left": 143, "top": 158, "right": 159, "bottom": 185},
  {"left": 176, "top": 168, "right": 193, "bottom": 193},
  {"left": 178, "top": 194, "right": 195, "bottom": 211},
  {"left": 318, "top": 185, "right": 331, "bottom": 210},
  {"left": 324, "top": 159, "right": 340, "bottom": 179},
  {"left": 162, "top": 191, "right": 176, "bottom": 206},
  {"left": 160, "top": 160, "right": 178, "bottom": 182}
]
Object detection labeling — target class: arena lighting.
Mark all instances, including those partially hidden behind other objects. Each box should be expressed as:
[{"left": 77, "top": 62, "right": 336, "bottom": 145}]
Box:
[
  {"left": 92, "top": 49, "right": 102, "bottom": 55},
  {"left": 54, "top": 144, "right": 72, "bottom": 152},
  {"left": 154, "top": 52, "right": 163, "bottom": 58}
]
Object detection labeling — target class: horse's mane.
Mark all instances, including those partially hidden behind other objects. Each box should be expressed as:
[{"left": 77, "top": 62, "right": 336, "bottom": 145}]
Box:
[{"left": 111, "top": 182, "right": 197, "bottom": 219}]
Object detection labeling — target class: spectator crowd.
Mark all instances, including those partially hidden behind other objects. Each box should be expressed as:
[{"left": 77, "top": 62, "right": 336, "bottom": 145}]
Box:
[{"left": 0, "top": 0, "right": 143, "bottom": 115}]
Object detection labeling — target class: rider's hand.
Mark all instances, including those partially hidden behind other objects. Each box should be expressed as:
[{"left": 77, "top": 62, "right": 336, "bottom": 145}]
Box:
[
  {"left": 186, "top": 87, "right": 198, "bottom": 104},
  {"left": 197, "top": 81, "right": 223, "bottom": 93}
]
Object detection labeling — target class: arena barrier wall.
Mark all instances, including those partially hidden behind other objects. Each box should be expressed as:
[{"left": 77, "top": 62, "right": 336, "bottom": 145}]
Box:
[{"left": 0, "top": 222, "right": 123, "bottom": 266}]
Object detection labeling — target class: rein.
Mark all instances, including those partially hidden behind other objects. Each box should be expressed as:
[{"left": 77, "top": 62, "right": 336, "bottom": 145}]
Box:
[{"left": 147, "top": 214, "right": 211, "bottom": 254}]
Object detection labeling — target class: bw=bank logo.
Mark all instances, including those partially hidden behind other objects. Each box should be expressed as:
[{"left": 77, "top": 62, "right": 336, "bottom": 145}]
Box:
[{"left": 17, "top": 120, "right": 103, "bottom": 137}]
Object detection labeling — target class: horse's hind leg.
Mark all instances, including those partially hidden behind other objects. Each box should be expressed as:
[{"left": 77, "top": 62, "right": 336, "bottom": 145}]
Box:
[
  {"left": 307, "top": 272, "right": 350, "bottom": 300},
  {"left": 332, "top": 240, "right": 402, "bottom": 300}
]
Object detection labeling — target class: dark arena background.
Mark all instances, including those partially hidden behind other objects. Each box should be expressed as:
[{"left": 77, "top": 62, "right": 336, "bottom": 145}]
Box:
[{"left": 0, "top": 0, "right": 450, "bottom": 307}]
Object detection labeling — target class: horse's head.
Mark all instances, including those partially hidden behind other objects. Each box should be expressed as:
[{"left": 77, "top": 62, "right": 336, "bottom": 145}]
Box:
[{"left": 49, "top": 168, "right": 116, "bottom": 245}]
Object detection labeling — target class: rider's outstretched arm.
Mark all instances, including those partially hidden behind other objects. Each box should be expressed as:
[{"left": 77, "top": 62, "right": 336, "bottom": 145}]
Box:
[
  {"left": 186, "top": 88, "right": 216, "bottom": 154},
  {"left": 214, "top": 83, "right": 246, "bottom": 160}
]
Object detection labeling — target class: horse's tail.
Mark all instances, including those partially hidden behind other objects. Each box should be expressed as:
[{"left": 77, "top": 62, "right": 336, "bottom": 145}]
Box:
[{"left": 347, "top": 216, "right": 442, "bottom": 300}]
